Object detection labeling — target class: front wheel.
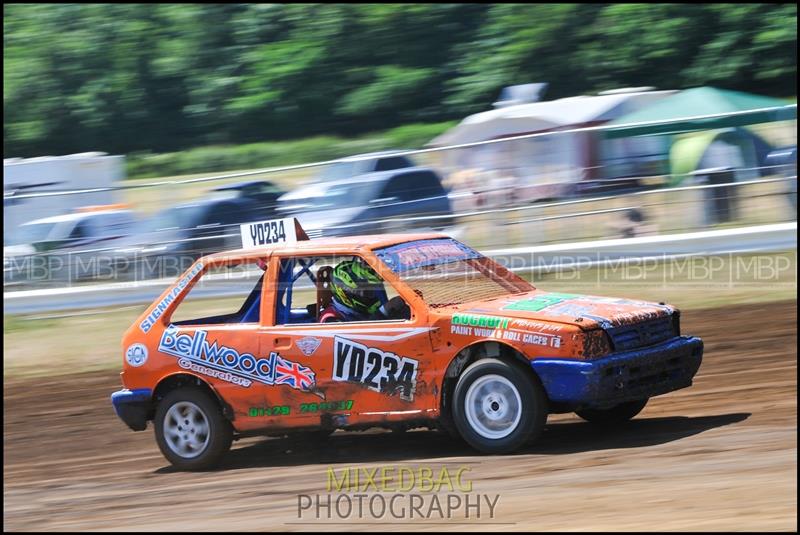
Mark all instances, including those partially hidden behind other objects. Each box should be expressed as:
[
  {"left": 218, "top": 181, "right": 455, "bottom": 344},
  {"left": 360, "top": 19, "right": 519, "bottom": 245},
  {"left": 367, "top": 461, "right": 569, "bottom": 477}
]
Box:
[
  {"left": 154, "top": 387, "right": 232, "bottom": 470},
  {"left": 575, "top": 398, "right": 649, "bottom": 425},
  {"left": 452, "top": 358, "right": 548, "bottom": 454}
]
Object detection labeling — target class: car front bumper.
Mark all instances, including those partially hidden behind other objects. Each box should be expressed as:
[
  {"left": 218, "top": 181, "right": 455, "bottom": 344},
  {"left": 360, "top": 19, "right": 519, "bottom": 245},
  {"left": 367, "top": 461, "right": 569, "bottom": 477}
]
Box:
[
  {"left": 531, "top": 336, "right": 703, "bottom": 410},
  {"left": 111, "top": 388, "right": 152, "bottom": 431}
]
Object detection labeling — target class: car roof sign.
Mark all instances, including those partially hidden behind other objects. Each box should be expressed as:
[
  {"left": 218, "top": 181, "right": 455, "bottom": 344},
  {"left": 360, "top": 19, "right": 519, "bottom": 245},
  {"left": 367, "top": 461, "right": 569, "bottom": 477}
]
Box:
[{"left": 240, "top": 217, "right": 309, "bottom": 249}]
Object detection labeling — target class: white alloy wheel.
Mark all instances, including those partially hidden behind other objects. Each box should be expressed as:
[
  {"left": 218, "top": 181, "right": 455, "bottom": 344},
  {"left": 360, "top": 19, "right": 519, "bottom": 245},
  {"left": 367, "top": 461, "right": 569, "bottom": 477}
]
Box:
[
  {"left": 451, "top": 358, "right": 548, "bottom": 454},
  {"left": 163, "top": 401, "right": 211, "bottom": 459},
  {"left": 464, "top": 373, "right": 523, "bottom": 440}
]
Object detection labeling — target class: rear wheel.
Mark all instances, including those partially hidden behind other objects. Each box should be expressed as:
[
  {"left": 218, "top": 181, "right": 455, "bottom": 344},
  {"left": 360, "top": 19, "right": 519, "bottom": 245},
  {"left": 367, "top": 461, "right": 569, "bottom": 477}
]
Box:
[
  {"left": 154, "top": 387, "right": 232, "bottom": 470},
  {"left": 575, "top": 398, "right": 649, "bottom": 424},
  {"left": 452, "top": 358, "right": 548, "bottom": 454}
]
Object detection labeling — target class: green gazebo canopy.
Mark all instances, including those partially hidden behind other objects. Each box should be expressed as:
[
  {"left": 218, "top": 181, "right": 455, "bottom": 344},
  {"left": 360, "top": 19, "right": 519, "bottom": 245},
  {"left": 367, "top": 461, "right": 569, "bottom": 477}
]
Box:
[{"left": 604, "top": 86, "right": 796, "bottom": 138}]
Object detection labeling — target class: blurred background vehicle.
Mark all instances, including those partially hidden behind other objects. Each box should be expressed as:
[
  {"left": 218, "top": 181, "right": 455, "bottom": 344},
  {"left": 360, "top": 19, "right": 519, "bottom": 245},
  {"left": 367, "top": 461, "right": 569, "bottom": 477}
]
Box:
[
  {"left": 6, "top": 205, "right": 135, "bottom": 254},
  {"left": 4, "top": 153, "right": 125, "bottom": 245},
  {"left": 4, "top": 205, "right": 137, "bottom": 284},
  {"left": 278, "top": 166, "right": 454, "bottom": 237},
  {"left": 210, "top": 180, "right": 285, "bottom": 210},
  {"left": 113, "top": 187, "right": 280, "bottom": 279},
  {"left": 316, "top": 150, "right": 416, "bottom": 182}
]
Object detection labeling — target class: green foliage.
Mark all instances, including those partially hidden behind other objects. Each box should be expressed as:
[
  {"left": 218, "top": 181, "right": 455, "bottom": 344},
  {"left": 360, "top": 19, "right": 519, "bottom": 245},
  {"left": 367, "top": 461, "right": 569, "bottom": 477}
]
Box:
[
  {"left": 125, "top": 121, "right": 457, "bottom": 178},
  {"left": 4, "top": 4, "right": 796, "bottom": 159},
  {"left": 380, "top": 121, "right": 458, "bottom": 149}
]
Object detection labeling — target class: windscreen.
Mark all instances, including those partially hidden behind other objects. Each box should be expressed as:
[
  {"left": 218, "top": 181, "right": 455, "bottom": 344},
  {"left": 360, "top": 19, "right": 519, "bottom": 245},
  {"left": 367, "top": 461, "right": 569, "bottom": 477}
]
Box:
[
  {"left": 12, "top": 221, "right": 59, "bottom": 244},
  {"left": 373, "top": 238, "right": 533, "bottom": 307},
  {"left": 140, "top": 204, "right": 205, "bottom": 233},
  {"left": 319, "top": 161, "right": 360, "bottom": 182},
  {"left": 290, "top": 181, "right": 378, "bottom": 212}
]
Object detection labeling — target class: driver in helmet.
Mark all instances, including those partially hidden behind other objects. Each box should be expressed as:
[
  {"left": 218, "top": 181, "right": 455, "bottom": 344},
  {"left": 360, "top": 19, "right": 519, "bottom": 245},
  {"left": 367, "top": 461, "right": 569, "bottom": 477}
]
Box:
[{"left": 320, "top": 259, "right": 408, "bottom": 322}]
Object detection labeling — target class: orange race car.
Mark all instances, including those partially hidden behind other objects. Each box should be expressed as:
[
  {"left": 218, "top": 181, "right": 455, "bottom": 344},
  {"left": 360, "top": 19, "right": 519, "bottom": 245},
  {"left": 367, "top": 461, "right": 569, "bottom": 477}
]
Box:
[{"left": 112, "top": 218, "right": 703, "bottom": 470}]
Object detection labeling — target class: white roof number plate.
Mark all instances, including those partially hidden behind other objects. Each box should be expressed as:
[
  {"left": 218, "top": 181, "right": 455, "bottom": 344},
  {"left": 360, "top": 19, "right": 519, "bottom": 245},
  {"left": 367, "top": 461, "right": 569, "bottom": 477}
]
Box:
[{"left": 241, "top": 218, "right": 297, "bottom": 249}]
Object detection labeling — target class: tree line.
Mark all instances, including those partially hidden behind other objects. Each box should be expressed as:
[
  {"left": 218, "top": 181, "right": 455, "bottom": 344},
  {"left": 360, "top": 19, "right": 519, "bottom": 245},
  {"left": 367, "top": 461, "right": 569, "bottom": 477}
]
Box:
[{"left": 4, "top": 3, "right": 796, "bottom": 158}]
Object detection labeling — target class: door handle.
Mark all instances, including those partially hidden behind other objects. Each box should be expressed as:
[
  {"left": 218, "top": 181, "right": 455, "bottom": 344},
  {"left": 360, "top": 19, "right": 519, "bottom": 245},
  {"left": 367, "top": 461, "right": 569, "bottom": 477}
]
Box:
[{"left": 273, "top": 337, "right": 292, "bottom": 350}]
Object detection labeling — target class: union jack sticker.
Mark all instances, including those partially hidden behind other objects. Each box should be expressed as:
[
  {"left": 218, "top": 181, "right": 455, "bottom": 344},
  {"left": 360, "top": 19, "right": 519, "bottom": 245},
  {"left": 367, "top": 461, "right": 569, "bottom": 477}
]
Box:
[{"left": 274, "top": 355, "right": 316, "bottom": 391}]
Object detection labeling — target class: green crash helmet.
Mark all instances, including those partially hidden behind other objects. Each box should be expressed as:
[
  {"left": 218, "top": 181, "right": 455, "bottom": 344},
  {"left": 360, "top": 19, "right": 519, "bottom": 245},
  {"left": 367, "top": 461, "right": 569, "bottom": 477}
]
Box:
[{"left": 330, "top": 259, "right": 386, "bottom": 317}]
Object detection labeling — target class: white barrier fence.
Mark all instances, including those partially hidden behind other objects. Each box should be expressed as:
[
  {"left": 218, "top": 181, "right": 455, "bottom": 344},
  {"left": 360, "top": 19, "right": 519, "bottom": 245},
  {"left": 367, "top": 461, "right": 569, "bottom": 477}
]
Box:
[
  {"left": 4, "top": 174, "right": 796, "bottom": 259},
  {"left": 4, "top": 222, "right": 795, "bottom": 315}
]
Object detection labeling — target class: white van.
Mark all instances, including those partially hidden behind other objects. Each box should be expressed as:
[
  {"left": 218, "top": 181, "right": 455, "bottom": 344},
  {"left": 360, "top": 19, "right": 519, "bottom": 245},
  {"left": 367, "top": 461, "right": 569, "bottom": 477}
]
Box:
[{"left": 4, "top": 207, "right": 137, "bottom": 285}]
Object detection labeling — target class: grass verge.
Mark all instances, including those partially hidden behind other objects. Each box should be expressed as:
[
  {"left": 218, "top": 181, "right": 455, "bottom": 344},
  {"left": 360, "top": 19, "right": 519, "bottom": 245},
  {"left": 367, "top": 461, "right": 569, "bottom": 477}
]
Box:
[{"left": 125, "top": 121, "right": 457, "bottom": 179}]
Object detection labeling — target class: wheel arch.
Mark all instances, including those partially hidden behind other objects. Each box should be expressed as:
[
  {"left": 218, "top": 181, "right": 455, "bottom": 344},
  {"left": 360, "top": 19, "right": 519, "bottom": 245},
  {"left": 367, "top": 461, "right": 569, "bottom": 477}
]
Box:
[
  {"left": 439, "top": 340, "right": 542, "bottom": 427},
  {"left": 152, "top": 373, "right": 233, "bottom": 422}
]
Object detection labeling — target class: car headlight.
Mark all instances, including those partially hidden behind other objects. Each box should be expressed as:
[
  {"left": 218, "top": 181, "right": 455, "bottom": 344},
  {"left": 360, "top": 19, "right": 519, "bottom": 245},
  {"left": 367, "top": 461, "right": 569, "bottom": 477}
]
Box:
[{"left": 582, "top": 329, "right": 612, "bottom": 359}]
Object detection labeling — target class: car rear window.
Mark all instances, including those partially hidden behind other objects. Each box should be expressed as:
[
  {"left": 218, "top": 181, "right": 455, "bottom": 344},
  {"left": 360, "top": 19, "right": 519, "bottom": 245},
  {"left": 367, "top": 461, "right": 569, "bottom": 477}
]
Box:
[{"left": 374, "top": 156, "right": 412, "bottom": 171}]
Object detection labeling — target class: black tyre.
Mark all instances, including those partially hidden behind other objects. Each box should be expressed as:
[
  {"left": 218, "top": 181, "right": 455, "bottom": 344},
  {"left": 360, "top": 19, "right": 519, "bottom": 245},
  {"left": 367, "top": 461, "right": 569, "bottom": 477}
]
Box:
[
  {"left": 436, "top": 400, "right": 464, "bottom": 441},
  {"left": 452, "top": 358, "right": 548, "bottom": 454},
  {"left": 154, "top": 387, "right": 232, "bottom": 470},
  {"left": 575, "top": 398, "right": 649, "bottom": 425}
]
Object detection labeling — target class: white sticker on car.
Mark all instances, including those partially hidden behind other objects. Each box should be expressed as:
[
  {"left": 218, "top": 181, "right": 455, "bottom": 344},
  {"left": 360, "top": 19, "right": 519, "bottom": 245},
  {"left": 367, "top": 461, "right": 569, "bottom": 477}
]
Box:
[
  {"left": 125, "top": 343, "right": 149, "bottom": 367},
  {"left": 332, "top": 336, "right": 419, "bottom": 401}
]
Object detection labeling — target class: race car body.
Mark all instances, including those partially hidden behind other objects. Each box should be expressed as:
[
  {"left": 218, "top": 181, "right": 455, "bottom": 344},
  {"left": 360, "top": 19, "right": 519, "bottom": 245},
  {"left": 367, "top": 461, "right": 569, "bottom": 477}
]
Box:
[{"left": 112, "top": 218, "right": 703, "bottom": 469}]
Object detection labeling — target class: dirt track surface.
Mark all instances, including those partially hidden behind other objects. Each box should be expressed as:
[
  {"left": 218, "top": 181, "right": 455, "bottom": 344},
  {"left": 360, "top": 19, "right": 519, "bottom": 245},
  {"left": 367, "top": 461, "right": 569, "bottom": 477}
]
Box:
[{"left": 4, "top": 301, "right": 797, "bottom": 531}]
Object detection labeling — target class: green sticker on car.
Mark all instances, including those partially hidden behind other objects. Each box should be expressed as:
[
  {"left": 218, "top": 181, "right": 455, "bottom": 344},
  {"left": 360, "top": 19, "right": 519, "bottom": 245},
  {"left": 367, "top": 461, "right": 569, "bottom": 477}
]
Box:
[
  {"left": 502, "top": 293, "right": 580, "bottom": 312},
  {"left": 451, "top": 313, "right": 510, "bottom": 329}
]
